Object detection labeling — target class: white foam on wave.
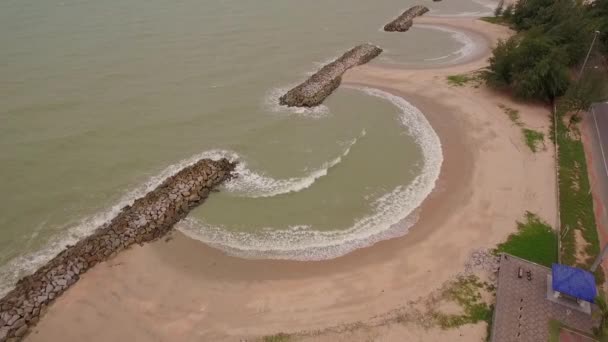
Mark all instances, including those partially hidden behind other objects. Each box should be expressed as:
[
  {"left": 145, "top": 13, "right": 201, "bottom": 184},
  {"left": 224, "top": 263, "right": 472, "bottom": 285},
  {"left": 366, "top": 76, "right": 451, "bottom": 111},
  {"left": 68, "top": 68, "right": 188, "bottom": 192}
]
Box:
[
  {"left": 225, "top": 131, "right": 365, "bottom": 198},
  {"left": 264, "top": 86, "right": 330, "bottom": 119},
  {"left": 415, "top": 24, "right": 478, "bottom": 63},
  {"left": 0, "top": 149, "right": 239, "bottom": 297},
  {"left": 178, "top": 87, "right": 444, "bottom": 261},
  {"left": 0, "top": 137, "right": 369, "bottom": 296}
]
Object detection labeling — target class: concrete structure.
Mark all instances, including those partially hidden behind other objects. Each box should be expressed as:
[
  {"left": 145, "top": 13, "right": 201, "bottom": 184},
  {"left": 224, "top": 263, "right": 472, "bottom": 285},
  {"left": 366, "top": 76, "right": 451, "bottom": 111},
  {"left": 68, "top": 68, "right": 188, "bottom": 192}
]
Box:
[{"left": 491, "top": 254, "right": 594, "bottom": 342}]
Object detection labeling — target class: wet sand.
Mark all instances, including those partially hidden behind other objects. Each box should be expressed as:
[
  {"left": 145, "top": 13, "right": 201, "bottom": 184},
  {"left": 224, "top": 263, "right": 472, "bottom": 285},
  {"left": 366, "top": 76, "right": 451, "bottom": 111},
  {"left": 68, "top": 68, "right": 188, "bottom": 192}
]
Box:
[{"left": 26, "top": 17, "right": 557, "bottom": 342}]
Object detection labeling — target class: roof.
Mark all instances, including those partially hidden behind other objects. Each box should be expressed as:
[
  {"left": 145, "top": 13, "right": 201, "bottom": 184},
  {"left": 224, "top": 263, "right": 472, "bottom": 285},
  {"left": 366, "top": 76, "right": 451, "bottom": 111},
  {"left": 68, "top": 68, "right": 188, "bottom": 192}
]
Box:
[{"left": 552, "top": 264, "right": 597, "bottom": 303}]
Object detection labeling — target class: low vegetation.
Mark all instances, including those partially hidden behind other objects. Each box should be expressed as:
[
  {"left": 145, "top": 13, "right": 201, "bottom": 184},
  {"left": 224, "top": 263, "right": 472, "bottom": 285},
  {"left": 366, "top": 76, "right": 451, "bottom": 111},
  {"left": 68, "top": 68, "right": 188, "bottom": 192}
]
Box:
[
  {"left": 555, "top": 103, "right": 603, "bottom": 282},
  {"left": 432, "top": 276, "right": 494, "bottom": 330},
  {"left": 261, "top": 333, "right": 291, "bottom": 342},
  {"left": 499, "top": 104, "right": 523, "bottom": 126},
  {"left": 480, "top": 16, "right": 508, "bottom": 26},
  {"left": 446, "top": 72, "right": 484, "bottom": 87},
  {"left": 495, "top": 212, "right": 557, "bottom": 267},
  {"left": 498, "top": 104, "right": 545, "bottom": 152},
  {"left": 523, "top": 128, "right": 545, "bottom": 152}
]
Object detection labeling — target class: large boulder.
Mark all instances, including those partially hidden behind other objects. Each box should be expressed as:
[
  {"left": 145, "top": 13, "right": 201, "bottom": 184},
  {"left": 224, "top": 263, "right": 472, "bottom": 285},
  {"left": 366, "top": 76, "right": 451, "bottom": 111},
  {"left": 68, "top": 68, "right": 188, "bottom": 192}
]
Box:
[
  {"left": 384, "top": 6, "right": 429, "bottom": 32},
  {"left": 279, "top": 44, "right": 383, "bottom": 107}
]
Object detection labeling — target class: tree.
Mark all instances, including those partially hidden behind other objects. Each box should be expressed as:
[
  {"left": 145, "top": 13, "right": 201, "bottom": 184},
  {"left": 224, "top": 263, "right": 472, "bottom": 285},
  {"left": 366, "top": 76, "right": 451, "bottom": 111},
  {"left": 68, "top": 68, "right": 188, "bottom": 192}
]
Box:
[
  {"left": 485, "top": 37, "right": 518, "bottom": 87},
  {"left": 502, "top": 4, "right": 514, "bottom": 21},
  {"left": 564, "top": 72, "right": 608, "bottom": 114},
  {"left": 494, "top": 1, "right": 504, "bottom": 17},
  {"left": 485, "top": 34, "right": 570, "bottom": 101},
  {"left": 587, "top": 0, "right": 608, "bottom": 53}
]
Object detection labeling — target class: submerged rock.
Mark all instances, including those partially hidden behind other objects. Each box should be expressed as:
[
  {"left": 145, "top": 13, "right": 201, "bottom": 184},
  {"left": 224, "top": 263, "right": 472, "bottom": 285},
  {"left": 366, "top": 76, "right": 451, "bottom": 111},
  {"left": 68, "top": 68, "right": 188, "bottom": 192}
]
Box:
[
  {"left": 279, "top": 43, "right": 383, "bottom": 107},
  {"left": 384, "top": 5, "right": 429, "bottom": 32}
]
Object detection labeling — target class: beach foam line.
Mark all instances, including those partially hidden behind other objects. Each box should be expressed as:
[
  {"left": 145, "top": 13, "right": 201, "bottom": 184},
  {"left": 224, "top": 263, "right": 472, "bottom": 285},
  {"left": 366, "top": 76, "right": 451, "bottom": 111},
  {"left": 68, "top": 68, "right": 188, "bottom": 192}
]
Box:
[
  {"left": 415, "top": 24, "right": 478, "bottom": 63},
  {"left": 225, "top": 130, "right": 365, "bottom": 198},
  {"left": 177, "top": 87, "right": 444, "bottom": 260},
  {"left": 0, "top": 149, "right": 236, "bottom": 297},
  {"left": 0, "top": 136, "right": 369, "bottom": 295}
]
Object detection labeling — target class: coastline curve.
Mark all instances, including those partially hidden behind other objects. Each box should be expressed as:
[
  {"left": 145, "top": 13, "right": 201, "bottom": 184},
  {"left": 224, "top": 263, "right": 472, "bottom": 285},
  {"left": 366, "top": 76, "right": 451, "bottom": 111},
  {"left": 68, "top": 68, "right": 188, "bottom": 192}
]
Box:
[{"left": 177, "top": 87, "right": 444, "bottom": 261}]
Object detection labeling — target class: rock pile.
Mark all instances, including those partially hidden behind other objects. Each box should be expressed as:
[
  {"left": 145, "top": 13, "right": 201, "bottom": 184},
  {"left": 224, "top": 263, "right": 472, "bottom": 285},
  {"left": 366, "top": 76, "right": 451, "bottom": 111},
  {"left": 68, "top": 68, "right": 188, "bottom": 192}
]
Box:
[
  {"left": 464, "top": 249, "right": 501, "bottom": 284},
  {"left": 279, "top": 43, "right": 382, "bottom": 107},
  {"left": 383, "top": 6, "right": 429, "bottom": 32},
  {"left": 0, "top": 158, "right": 236, "bottom": 341}
]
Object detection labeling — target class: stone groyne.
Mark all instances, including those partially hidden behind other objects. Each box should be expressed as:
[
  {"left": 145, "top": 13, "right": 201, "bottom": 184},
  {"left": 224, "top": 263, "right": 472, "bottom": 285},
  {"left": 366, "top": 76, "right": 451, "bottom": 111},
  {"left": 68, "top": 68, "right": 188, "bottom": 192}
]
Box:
[
  {"left": 0, "top": 158, "right": 236, "bottom": 341},
  {"left": 279, "top": 43, "right": 383, "bottom": 107},
  {"left": 383, "top": 6, "right": 429, "bottom": 32}
]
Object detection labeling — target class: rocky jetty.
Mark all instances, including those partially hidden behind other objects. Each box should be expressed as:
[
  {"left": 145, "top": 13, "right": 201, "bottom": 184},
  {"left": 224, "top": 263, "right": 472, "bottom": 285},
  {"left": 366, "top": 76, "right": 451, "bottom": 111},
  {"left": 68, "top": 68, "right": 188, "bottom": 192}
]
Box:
[
  {"left": 279, "top": 43, "right": 382, "bottom": 107},
  {"left": 0, "top": 158, "right": 236, "bottom": 341},
  {"left": 383, "top": 6, "right": 429, "bottom": 32}
]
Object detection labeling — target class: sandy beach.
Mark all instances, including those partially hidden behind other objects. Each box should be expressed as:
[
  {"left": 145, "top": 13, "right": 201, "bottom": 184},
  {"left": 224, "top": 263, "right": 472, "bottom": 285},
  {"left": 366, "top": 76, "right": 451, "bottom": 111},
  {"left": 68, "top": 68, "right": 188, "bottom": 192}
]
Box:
[{"left": 25, "top": 17, "right": 558, "bottom": 342}]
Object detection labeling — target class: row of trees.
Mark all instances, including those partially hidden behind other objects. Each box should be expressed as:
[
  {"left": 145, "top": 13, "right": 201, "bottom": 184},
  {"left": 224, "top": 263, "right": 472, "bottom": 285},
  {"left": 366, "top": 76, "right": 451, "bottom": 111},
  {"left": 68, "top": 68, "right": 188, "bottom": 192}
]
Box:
[{"left": 485, "top": 0, "right": 608, "bottom": 102}]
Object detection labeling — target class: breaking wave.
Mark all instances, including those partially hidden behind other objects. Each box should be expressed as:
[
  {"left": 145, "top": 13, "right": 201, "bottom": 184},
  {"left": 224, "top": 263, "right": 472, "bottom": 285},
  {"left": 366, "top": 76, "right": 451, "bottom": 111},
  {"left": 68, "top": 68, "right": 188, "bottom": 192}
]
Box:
[
  {"left": 178, "top": 87, "right": 444, "bottom": 260},
  {"left": 225, "top": 131, "right": 365, "bottom": 198}
]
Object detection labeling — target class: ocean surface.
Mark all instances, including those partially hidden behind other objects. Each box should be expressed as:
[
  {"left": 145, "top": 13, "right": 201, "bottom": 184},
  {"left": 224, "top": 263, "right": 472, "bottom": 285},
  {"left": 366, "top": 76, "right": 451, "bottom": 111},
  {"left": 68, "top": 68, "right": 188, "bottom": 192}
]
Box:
[{"left": 0, "top": 0, "right": 496, "bottom": 295}]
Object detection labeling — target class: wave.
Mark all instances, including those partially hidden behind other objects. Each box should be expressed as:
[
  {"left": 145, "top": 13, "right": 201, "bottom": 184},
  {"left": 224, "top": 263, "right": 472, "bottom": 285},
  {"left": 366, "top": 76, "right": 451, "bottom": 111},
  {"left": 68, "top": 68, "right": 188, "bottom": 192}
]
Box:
[
  {"left": 427, "top": 0, "right": 497, "bottom": 19},
  {"left": 0, "top": 149, "right": 239, "bottom": 297},
  {"left": 415, "top": 24, "right": 478, "bottom": 63},
  {"left": 224, "top": 131, "right": 365, "bottom": 198},
  {"left": 0, "top": 133, "right": 369, "bottom": 296},
  {"left": 178, "top": 87, "right": 444, "bottom": 261},
  {"left": 264, "top": 86, "right": 330, "bottom": 119}
]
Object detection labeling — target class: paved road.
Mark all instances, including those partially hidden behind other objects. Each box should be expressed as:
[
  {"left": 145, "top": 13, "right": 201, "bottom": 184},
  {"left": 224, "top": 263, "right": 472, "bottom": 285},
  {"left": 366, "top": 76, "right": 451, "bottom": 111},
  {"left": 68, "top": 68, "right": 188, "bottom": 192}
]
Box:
[{"left": 583, "top": 102, "right": 608, "bottom": 253}]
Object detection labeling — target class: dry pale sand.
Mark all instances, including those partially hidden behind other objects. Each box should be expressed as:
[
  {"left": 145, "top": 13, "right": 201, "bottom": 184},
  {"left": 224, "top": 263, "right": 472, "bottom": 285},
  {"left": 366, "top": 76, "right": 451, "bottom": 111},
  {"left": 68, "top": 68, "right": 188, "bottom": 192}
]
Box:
[{"left": 26, "top": 18, "right": 556, "bottom": 342}]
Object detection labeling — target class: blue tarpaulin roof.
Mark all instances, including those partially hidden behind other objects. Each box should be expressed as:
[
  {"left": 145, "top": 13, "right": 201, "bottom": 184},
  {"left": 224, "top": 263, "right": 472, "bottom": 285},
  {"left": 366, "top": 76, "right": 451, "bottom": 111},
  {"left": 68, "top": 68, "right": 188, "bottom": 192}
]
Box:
[{"left": 552, "top": 264, "right": 597, "bottom": 303}]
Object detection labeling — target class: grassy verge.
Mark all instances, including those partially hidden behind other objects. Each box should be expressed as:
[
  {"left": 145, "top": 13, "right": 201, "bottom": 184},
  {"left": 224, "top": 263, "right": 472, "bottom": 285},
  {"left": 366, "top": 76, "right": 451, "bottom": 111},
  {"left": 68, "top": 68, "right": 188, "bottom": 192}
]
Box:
[
  {"left": 495, "top": 212, "right": 557, "bottom": 267},
  {"left": 556, "top": 103, "right": 603, "bottom": 282}
]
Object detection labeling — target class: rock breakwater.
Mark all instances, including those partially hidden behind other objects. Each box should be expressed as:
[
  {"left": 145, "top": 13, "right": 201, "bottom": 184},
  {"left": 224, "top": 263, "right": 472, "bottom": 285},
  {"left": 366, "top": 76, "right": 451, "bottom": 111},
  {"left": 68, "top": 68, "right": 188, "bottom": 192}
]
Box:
[
  {"left": 0, "top": 158, "right": 236, "bottom": 341},
  {"left": 384, "top": 6, "right": 429, "bottom": 32},
  {"left": 279, "top": 43, "right": 382, "bottom": 107}
]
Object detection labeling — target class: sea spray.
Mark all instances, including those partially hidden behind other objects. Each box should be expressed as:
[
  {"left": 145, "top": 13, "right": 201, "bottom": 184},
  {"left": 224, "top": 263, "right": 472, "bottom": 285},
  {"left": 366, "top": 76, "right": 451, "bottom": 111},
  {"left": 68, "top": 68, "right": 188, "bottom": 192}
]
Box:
[{"left": 177, "top": 88, "right": 444, "bottom": 260}]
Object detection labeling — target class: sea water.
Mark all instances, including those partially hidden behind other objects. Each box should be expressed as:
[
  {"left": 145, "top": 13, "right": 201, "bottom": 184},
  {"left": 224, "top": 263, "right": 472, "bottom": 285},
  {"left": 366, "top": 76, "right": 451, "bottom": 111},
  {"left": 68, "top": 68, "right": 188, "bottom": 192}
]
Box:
[{"left": 0, "top": 0, "right": 496, "bottom": 295}]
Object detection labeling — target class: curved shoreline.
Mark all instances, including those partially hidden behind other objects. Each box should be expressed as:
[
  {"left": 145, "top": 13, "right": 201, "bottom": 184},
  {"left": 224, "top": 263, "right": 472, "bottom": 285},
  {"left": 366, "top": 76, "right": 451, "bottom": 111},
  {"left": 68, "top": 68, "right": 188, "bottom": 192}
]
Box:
[
  {"left": 22, "top": 17, "right": 560, "bottom": 342},
  {"left": 177, "top": 87, "right": 443, "bottom": 261}
]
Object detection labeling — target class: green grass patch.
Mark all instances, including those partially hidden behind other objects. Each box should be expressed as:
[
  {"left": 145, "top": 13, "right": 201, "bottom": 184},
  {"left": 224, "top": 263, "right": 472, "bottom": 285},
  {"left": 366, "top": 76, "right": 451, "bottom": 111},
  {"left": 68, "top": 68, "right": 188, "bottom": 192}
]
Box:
[
  {"left": 480, "top": 16, "right": 502, "bottom": 24},
  {"left": 447, "top": 72, "right": 483, "bottom": 87},
  {"left": 261, "top": 333, "right": 290, "bottom": 342},
  {"left": 549, "top": 319, "right": 562, "bottom": 342},
  {"left": 523, "top": 128, "right": 545, "bottom": 152},
  {"left": 498, "top": 104, "right": 523, "bottom": 126},
  {"left": 555, "top": 103, "right": 604, "bottom": 283},
  {"left": 479, "top": 16, "right": 511, "bottom": 26},
  {"left": 434, "top": 276, "right": 493, "bottom": 329},
  {"left": 495, "top": 212, "right": 557, "bottom": 267},
  {"left": 499, "top": 104, "right": 545, "bottom": 152},
  {"left": 447, "top": 74, "right": 470, "bottom": 86}
]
